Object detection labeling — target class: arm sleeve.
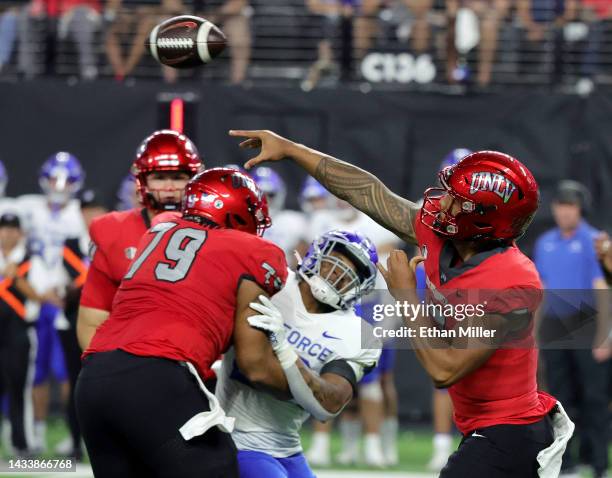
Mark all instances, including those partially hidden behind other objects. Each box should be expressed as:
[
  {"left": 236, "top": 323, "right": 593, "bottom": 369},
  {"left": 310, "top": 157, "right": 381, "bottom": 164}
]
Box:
[
  {"left": 246, "top": 241, "right": 289, "bottom": 295},
  {"left": 79, "top": 226, "right": 118, "bottom": 311}
]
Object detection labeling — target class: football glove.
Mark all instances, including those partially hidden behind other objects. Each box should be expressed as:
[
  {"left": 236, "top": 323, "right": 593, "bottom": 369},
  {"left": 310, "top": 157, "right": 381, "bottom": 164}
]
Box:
[{"left": 248, "top": 295, "right": 297, "bottom": 369}]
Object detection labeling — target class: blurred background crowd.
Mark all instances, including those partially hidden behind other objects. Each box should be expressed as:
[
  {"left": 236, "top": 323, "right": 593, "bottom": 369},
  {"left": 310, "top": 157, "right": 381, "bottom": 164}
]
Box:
[{"left": 1, "top": 0, "right": 612, "bottom": 93}]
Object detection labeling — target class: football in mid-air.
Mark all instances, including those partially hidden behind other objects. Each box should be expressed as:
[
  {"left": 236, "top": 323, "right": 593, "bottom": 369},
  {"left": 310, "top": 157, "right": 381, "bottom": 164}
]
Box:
[{"left": 147, "top": 15, "right": 227, "bottom": 69}]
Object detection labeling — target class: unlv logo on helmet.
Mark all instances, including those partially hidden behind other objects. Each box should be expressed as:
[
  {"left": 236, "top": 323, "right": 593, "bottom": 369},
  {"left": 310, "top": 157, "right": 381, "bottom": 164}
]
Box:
[
  {"left": 421, "top": 150, "right": 539, "bottom": 241},
  {"left": 469, "top": 172, "right": 517, "bottom": 204}
]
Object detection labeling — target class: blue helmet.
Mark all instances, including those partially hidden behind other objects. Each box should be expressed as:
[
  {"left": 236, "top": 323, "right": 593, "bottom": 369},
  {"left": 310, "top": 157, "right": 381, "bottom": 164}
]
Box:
[
  {"left": 440, "top": 148, "right": 472, "bottom": 171},
  {"left": 0, "top": 160, "right": 7, "bottom": 197},
  {"left": 298, "top": 230, "right": 378, "bottom": 310},
  {"left": 116, "top": 174, "right": 137, "bottom": 211},
  {"left": 39, "top": 152, "right": 84, "bottom": 205},
  {"left": 251, "top": 166, "right": 286, "bottom": 214},
  {"left": 299, "top": 176, "right": 331, "bottom": 214}
]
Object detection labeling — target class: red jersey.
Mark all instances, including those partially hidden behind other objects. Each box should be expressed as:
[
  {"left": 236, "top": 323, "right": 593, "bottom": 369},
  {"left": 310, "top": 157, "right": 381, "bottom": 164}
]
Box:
[
  {"left": 414, "top": 203, "right": 556, "bottom": 434},
  {"left": 80, "top": 208, "right": 151, "bottom": 312},
  {"left": 85, "top": 217, "right": 288, "bottom": 378}
]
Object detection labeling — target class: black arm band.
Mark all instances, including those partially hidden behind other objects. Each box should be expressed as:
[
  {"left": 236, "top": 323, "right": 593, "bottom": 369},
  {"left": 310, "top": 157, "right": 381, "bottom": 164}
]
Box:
[{"left": 320, "top": 359, "right": 358, "bottom": 395}]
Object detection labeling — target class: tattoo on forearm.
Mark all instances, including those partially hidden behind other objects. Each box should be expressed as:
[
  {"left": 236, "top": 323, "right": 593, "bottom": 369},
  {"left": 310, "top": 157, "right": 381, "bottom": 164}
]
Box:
[
  {"left": 314, "top": 157, "right": 418, "bottom": 243},
  {"left": 297, "top": 360, "right": 343, "bottom": 412}
]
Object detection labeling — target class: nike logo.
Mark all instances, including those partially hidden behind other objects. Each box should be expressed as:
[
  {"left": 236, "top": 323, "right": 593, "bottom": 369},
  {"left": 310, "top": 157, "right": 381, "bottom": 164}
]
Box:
[
  {"left": 322, "top": 331, "right": 341, "bottom": 340},
  {"left": 471, "top": 432, "right": 487, "bottom": 439}
]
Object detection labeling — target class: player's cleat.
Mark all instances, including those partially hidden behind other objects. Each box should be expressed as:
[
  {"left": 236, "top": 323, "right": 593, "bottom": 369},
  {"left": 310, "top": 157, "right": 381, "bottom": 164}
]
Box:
[
  {"left": 54, "top": 436, "right": 73, "bottom": 455},
  {"left": 428, "top": 433, "right": 452, "bottom": 471},
  {"left": 305, "top": 432, "right": 331, "bottom": 467},
  {"left": 336, "top": 419, "right": 361, "bottom": 465},
  {"left": 381, "top": 418, "right": 399, "bottom": 466},
  {"left": 364, "top": 433, "right": 387, "bottom": 468},
  {"left": 427, "top": 451, "right": 450, "bottom": 472},
  {"left": 383, "top": 446, "right": 399, "bottom": 467},
  {"left": 33, "top": 421, "right": 47, "bottom": 453},
  {"left": 335, "top": 448, "right": 360, "bottom": 466}
]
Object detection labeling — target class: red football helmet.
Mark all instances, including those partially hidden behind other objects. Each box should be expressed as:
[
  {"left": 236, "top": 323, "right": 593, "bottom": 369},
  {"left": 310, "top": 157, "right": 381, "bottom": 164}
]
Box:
[
  {"left": 421, "top": 151, "right": 539, "bottom": 241},
  {"left": 182, "top": 168, "right": 272, "bottom": 237},
  {"left": 132, "top": 130, "right": 203, "bottom": 210}
]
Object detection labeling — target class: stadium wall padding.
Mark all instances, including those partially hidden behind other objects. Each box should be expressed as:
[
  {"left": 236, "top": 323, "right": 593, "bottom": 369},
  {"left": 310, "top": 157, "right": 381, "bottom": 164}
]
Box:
[{"left": 2, "top": 80, "right": 611, "bottom": 422}]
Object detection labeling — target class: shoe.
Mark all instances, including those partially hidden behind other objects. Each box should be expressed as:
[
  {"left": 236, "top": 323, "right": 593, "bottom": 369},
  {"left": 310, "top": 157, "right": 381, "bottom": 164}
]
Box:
[
  {"left": 427, "top": 451, "right": 450, "bottom": 472},
  {"left": 364, "top": 434, "right": 386, "bottom": 468},
  {"left": 383, "top": 447, "right": 398, "bottom": 466},
  {"left": 335, "top": 448, "right": 359, "bottom": 466},
  {"left": 54, "top": 437, "right": 73, "bottom": 455},
  {"left": 305, "top": 445, "right": 330, "bottom": 467}
]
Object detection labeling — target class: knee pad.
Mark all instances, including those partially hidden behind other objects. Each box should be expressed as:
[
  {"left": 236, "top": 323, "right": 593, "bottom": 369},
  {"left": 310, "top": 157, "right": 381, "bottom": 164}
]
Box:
[{"left": 359, "top": 381, "right": 383, "bottom": 402}]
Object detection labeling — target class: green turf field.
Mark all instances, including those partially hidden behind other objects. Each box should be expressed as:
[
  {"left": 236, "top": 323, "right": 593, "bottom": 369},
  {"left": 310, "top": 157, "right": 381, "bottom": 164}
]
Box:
[
  {"left": 0, "top": 418, "right": 451, "bottom": 473},
  {"left": 0, "top": 419, "right": 609, "bottom": 477}
]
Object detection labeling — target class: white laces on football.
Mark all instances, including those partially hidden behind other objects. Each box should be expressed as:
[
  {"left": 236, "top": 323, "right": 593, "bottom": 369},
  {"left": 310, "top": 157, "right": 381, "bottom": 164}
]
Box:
[{"left": 157, "top": 38, "right": 194, "bottom": 49}]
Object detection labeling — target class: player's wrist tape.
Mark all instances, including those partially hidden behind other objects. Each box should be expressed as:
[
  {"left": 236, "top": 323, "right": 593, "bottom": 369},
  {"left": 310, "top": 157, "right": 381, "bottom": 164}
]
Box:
[
  {"left": 284, "top": 363, "right": 341, "bottom": 422},
  {"left": 275, "top": 344, "right": 298, "bottom": 369}
]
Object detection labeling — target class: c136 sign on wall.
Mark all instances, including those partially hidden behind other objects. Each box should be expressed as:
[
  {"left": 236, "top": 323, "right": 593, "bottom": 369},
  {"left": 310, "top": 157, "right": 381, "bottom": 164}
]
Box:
[{"left": 361, "top": 53, "right": 436, "bottom": 84}]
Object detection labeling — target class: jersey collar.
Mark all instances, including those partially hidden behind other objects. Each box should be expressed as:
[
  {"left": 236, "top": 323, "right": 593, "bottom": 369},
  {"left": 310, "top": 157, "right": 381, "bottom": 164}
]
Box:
[{"left": 438, "top": 241, "right": 509, "bottom": 285}]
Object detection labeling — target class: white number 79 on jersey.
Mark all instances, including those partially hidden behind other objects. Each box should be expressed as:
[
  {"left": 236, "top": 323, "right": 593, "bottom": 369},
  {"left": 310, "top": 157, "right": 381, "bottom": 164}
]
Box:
[{"left": 124, "top": 222, "right": 207, "bottom": 283}]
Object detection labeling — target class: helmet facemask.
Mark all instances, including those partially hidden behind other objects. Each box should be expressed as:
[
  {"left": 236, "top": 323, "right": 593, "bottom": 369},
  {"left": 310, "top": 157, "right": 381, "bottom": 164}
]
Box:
[
  {"left": 298, "top": 233, "right": 377, "bottom": 310},
  {"left": 40, "top": 165, "right": 83, "bottom": 207},
  {"left": 421, "top": 168, "right": 495, "bottom": 240},
  {"left": 139, "top": 170, "right": 193, "bottom": 212}
]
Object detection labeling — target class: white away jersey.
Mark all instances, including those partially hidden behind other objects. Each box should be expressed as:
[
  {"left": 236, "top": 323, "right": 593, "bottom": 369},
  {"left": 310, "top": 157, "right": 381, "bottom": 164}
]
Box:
[
  {"left": 264, "top": 210, "right": 308, "bottom": 262},
  {"left": 16, "top": 195, "right": 86, "bottom": 291},
  {"left": 216, "top": 271, "right": 380, "bottom": 458},
  {"left": 0, "top": 197, "right": 17, "bottom": 217}
]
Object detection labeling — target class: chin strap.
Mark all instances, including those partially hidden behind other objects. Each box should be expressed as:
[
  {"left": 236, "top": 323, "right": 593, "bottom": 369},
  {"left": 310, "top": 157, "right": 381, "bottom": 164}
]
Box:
[
  {"left": 145, "top": 192, "right": 181, "bottom": 212},
  {"left": 294, "top": 250, "right": 343, "bottom": 310}
]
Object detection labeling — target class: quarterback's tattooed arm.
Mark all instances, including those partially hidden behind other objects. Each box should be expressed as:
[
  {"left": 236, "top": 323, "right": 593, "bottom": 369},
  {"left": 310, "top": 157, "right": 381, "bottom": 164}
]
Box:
[
  {"left": 230, "top": 129, "right": 419, "bottom": 244},
  {"left": 313, "top": 156, "right": 419, "bottom": 244}
]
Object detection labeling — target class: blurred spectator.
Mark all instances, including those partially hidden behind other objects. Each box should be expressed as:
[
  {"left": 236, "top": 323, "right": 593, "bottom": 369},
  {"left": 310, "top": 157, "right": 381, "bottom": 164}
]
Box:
[
  {"left": 575, "top": 0, "right": 612, "bottom": 93},
  {"left": 57, "top": 0, "right": 101, "bottom": 79},
  {"left": 17, "top": 0, "right": 101, "bottom": 79},
  {"left": 304, "top": 0, "right": 434, "bottom": 89},
  {"left": 197, "top": 0, "right": 252, "bottom": 84},
  {"left": 0, "top": 5, "right": 19, "bottom": 74},
  {"left": 104, "top": 0, "right": 183, "bottom": 83},
  {"left": 15, "top": 1, "right": 45, "bottom": 79},
  {"left": 303, "top": 0, "right": 354, "bottom": 89},
  {"left": 517, "top": 0, "right": 578, "bottom": 85},
  {"left": 447, "top": 0, "right": 511, "bottom": 86},
  {"left": 376, "top": 0, "right": 433, "bottom": 54},
  {"left": 534, "top": 180, "right": 609, "bottom": 478}
]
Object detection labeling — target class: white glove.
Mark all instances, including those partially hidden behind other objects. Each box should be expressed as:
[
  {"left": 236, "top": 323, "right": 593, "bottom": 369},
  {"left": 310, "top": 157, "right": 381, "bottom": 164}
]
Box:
[{"left": 248, "top": 295, "right": 297, "bottom": 369}]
